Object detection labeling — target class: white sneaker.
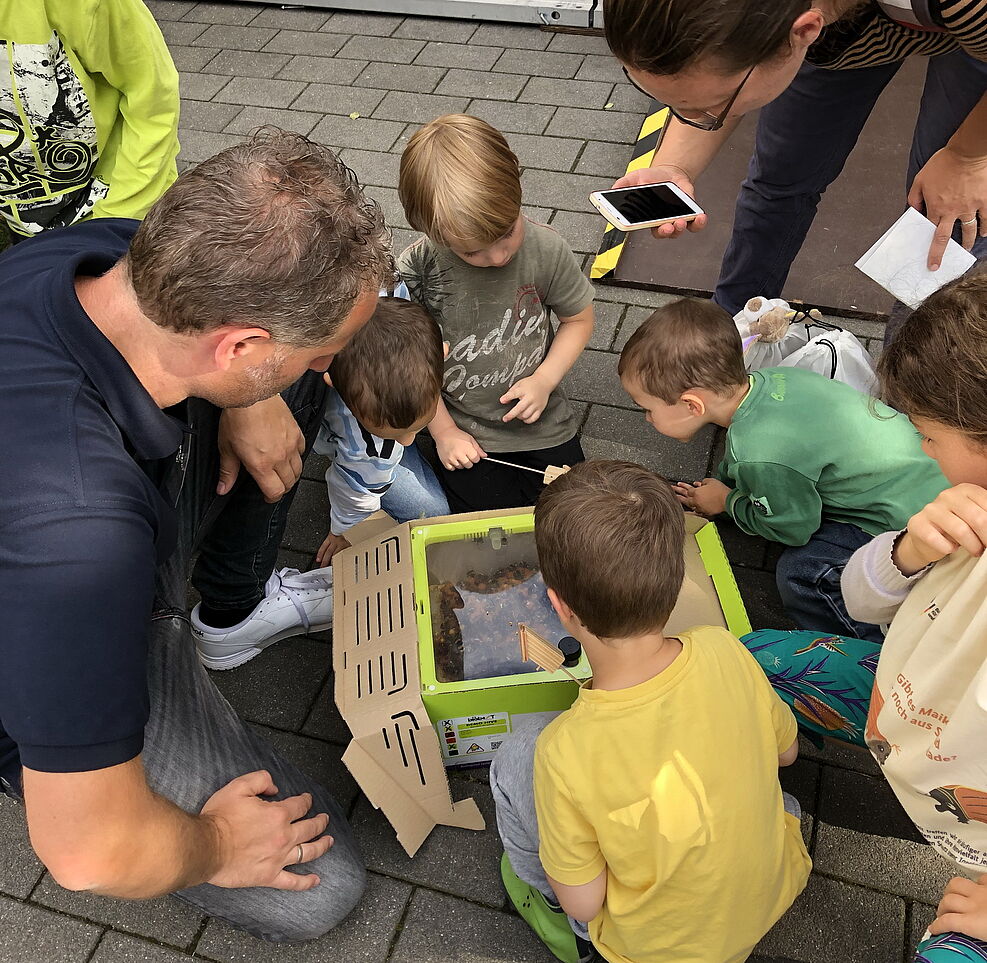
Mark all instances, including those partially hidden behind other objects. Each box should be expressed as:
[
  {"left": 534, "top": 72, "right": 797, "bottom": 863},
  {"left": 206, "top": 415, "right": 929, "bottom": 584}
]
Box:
[{"left": 191, "top": 567, "right": 334, "bottom": 670}]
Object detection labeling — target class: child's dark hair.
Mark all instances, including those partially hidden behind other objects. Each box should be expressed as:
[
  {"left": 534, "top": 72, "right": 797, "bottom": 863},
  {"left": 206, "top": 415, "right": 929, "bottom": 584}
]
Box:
[
  {"left": 535, "top": 460, "right": 685, "bottom": 640},
  {"left": 617, "top": 298, "right": 747, "bottom": 403},
  {"left": 879, "top": 272, "right": 987, "bottom": 444},
  {"left": 329, "top": 296, "right": 444, "bottom": 429}
]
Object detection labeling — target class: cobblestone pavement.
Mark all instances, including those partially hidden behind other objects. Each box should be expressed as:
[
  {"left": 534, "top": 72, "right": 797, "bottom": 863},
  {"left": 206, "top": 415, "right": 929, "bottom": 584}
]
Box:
[{"left": 0, "top": 3, "right": 932, "bottom": 962}]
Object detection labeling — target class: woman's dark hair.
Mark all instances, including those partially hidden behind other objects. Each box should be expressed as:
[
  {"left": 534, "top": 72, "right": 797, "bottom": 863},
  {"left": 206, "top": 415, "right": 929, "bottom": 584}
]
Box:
[{"left": 603, "top": 0, "right": 812, "bottom": 75}]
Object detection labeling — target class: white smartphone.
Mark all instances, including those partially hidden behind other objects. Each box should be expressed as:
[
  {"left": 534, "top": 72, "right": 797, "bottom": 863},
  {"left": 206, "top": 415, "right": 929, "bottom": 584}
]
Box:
[{"left": 589, "top": 182, "right": 704, "bottom": 231}]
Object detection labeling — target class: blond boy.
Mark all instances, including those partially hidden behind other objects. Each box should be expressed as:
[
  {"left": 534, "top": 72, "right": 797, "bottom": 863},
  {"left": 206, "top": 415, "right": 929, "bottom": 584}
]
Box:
[
  {"left": 396, "top": 114, "right": 595, "bottom": 512},
  {"left": 490, "top": 461, "right": 810, "bottom": 963}
]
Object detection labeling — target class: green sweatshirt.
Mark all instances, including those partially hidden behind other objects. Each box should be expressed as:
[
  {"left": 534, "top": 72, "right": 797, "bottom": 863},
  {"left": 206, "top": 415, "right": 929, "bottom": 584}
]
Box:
[
  {"left": 0, "top": 0, "right": 180, "bottom": 236},
  {"left": 717, "top": 368, "right": 947, "bottom": 546}
]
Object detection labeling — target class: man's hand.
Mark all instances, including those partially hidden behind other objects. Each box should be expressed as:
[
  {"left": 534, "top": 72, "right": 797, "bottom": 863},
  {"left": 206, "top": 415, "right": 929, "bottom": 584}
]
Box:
[
  {"left": 217, "top": 396, "right": 305, "bottom": 502},
  {"left": 611, "top": 165, "right": 708, "bottom": 240},
  {"left": 315, "top": 532, "right": 350, "bottom": 567},
  {"left": 930, "top": 874, "right": 987, "bottom": 940},
  {"left": 908, "top": 145, "right": 987, "bottom": 270},
  {"left": 501, "top": 374, "right": 552, "bottom": 424},
  {"left": 894, "top": 484, "right": 987, "bottom": 575},
  {"left": 434, "top": 427, "right": 486, "bottom": 471},
  {"left": 673, "top": 478, "right": 730, "bottom": 516},
  {"left": 202, "top": 770, "right": 333, "bottom": 892}
]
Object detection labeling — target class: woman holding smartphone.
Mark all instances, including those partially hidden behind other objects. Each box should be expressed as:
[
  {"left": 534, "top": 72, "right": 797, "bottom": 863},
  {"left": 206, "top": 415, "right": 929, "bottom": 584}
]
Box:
[{"left": 603, "top": 0, "right": 987, "bottom": 334}]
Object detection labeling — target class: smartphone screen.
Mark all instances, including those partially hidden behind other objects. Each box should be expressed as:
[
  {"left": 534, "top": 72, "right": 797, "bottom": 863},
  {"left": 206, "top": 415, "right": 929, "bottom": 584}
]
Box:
[{"left": 597, "top": 184, "right": 697, "bottom": 224}]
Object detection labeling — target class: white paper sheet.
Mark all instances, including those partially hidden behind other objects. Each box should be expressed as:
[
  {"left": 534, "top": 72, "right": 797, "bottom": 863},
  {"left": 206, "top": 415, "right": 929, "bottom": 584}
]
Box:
[{"left": 855, "top": 207, "right": 977, "bottom": 309}]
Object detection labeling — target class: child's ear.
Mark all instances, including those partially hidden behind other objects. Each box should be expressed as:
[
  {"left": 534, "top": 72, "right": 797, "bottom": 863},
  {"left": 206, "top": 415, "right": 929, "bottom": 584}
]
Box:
[
  {"left": 546, "top": 587, "right": 574, "bottom": 623},
  {"left": 681, "top": 391, "right": 707, "bottom": 417}
]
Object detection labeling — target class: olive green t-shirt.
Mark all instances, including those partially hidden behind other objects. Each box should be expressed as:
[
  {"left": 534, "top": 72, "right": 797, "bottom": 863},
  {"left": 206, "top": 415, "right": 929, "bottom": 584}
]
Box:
[{"left": 396, "top": 219, "right": 594, "bottom": 453}]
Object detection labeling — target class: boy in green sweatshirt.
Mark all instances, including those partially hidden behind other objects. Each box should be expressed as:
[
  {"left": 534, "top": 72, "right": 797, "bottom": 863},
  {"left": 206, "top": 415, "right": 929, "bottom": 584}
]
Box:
[{"left": 617, "top": 298, "right": 947, "bottom": 643}]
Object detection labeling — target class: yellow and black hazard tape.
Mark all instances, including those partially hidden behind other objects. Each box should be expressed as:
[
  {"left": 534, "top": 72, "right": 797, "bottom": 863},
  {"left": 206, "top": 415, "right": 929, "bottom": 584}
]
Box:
[{"left": 591, "top": 100, "right": 670, "bottom": 282}]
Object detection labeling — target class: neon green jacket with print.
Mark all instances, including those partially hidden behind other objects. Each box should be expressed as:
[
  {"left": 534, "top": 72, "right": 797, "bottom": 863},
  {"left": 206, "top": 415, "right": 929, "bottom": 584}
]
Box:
[{"left": 0, "top": 0, "right": 180, "bottom": 236}]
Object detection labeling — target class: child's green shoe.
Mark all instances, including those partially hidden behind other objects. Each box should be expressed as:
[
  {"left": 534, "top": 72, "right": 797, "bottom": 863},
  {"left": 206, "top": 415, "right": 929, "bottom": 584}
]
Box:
[{"left": 500, "top": 852, "right": 597, "bottom": 963}]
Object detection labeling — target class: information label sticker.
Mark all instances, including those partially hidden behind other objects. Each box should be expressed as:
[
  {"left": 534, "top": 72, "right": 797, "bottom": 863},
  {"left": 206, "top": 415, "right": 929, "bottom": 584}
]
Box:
[{"left": 436, "top": 712, "right": 511, "bottom": 759}]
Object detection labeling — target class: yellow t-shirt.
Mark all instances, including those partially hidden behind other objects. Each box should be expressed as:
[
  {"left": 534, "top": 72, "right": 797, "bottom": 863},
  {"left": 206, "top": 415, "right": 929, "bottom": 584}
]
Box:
[{"left": 533, "top": 626, "right": 811, "bottom": 963}]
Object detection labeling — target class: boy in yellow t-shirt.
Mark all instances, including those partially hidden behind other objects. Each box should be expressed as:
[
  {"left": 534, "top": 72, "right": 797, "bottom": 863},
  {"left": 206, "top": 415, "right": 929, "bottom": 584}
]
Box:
[{"left": 490, "top": 461, "right": 811, "bottom": 963}]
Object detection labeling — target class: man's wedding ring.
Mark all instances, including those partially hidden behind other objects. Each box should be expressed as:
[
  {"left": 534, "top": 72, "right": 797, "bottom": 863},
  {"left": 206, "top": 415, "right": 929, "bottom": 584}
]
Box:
[
  {"left": 296, "top": 844, "right": 304, "bottom": 864},
  {"left": 961, "top": 217, "right": 978, "bottom": 226}
]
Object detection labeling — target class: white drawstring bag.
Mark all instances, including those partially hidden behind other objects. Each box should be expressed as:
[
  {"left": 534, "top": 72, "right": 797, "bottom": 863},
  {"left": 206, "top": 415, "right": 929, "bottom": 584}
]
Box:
[{"left": 735, "top": 297, "right": 878, "bottom": 395}]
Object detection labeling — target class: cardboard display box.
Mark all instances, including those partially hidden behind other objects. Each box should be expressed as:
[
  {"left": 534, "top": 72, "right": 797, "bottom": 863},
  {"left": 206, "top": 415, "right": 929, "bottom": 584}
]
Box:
[{"left": 332, "top": 508, "right": 750, "bottom": 856}]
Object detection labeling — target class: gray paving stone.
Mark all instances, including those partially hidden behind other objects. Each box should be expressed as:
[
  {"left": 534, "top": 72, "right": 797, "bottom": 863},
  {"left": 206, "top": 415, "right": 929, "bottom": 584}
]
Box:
[
  {"left": 167, "top": 44, "right": 220, "bottom": 73},
  {"left": 908, "top": 903, "right": 935, "bottom": 959},
  {"left": 350, "top": 774, "right": 504, "bottom": 906},
  {"left": 0, "top": 796, "right": 43, "bottom": 899},
  {"left": 547, "top": 105, "right": 642, "bottom": 143},
  {"left": 549, "top": 210, "right": 604, "bottom": 255},
  {"left": 576, "top": 53, "right": 626, "bottom": 84},
  {"left": 197, "top": 872, "right": 412, "bottom": 963},
  {"left": 798, "top": 735, "right": 882, "bottom": 776},
  {"left": 279, "top": 55, "right": 367, "bottom": 86},
  {"left": 614, "top": 297, "right": 678, "bottom": 350},
  {"left": 339, "top": 149, "right": 402, "bottom": 189},
  {"left": 179, "top": 100, "right": 241, "bottom": 132},
  {"left": 324, "top": 11, "right": 405, "bottom": 37},
  {"left": 223, "top": 106, "right": 322, "bottom": 138},
  {"left": 302, "top": 452, "right": 332, "bottom": 485},
  {"left": 159, "top": 19, "right": 208, "bottom": 45},
  {"left": 262, "top": 29, "right": 348, "bottom": 58},
  {"left": 716, "top": 515, "right": 770, "bottom": 569},
  {"left": 575, "top": 139, "right": 633, "bottom": 178},
  {"left": 585, "top": 299, "right": 623, "bottom": 350},
  {"left": 32, "top": 874, "right": 203, "bottom": 949},
  {"left": 415, "top": 41, "right": 502, "bottom": 71},
  {"left": 390, "top": 228, "right": 422, "bottom": 256},
  {"left": 780, "top": 757, "right": 820, "bottom": 818},
  {"left": 521, "top": 169, "right": 609, "bottom": 213},
  {"left": 182, "top": 1, "right": 259, "bottom": 25},
  {"left": 374, "top": 91, "right": 469, "bottom": 125},
  {"left": 0, "top": 895, "right": 101, "bottom": 963},
  {"left": 213, "top": 76, "right": 306, "bottom": 109},
  {"left": 595, "top": 284, "right": 682, "bottom": 308},
  {"left": 520, "top": 77, "right": 615, "bottom": 110},
  {"left": 755, "top": 874, "right": 905, "bottom": 963},
  {"left": 734, "top": 566, "right": 796, "bottom": 631},
  {"left": 292, "top": 83, "right": 386, "bottom": 118},
  {"left": 606, "top": 82, "right": 653, "bottom": 114},
  {"left": 309, "top": 114, "right": 405, "bottom": 153},
  {"left": 90, "top": 933, "right": 193, "bottom": 963},
  {"left": 301, "top": 676, "right": 351, "bottom": 746},
  {"left": 282, "top": 478, "right": 329, "bottom": 555},
  {"left": 819, "top": 766, "right": 926, "bottom": 844},
  {"left": 336, "top": 35, "right": 425, "bottom": 65},
  {"left": 177, "top": 128, "right": 242, "bottom": 165},
  {"left": 472, "top": 23, "right": 552, "bottom": 50},
  {"left": 177, "top": 71, "right": 231, "bottom": 102},
  {"left": 201, "top": 48, "right": 291, "bottom": 79},
  {"left": 525, "top": 205, "right": 554, "bottom": 225},
  {"left": 563, "top": 348, "right": 625, "bottom": 407},
  {"left": 146, "top": 0, "right": 196, "bottom": 20},
  {"left": 495, "top": 47, "right": 582, "bottom": 79},
  {"left": 436, "top": 68, "right": 528, "bottom": 102},
  {"left": 546, "top": 31, "right": 610, "bottom": 55},
  {"left": 364, "top": 185, "right": 410, "bottom": 231},
  {"left": 192, "top": 24, "right": 278, "bottom": 51},
  {"left": 465, "top": 99, "right": 556, "bottom": 135},
  {"left": 355, "top": 62, "right": 445, "bottom": 94},
  {"left": 814, "top": 823, "right": 952, "bottom": 904},
  {"left": 395, "top": 18, "right": 478, "bottom": 43},
  {"left": 210, "top": 636, "right": 330, "bottom": 732},
  {"left": 250, "top": 6, "right": 332, "bottom": 31},
  {"left": 251, "top": 725, "right": 360, "bottom": 813},
  {"left": 391, "top": 888, "right": 552, "bottom": 963}
]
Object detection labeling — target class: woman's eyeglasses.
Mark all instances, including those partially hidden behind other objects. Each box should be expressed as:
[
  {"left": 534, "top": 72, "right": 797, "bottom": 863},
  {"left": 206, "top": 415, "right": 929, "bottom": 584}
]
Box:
[{"left": 622, "top": 65, "right": 756, "bottom": 132}]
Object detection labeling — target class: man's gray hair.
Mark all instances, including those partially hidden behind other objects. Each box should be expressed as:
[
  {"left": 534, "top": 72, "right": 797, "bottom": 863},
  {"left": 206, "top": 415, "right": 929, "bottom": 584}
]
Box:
[{"left": 126, "top": 127, "right": 392, "bottom": 346}]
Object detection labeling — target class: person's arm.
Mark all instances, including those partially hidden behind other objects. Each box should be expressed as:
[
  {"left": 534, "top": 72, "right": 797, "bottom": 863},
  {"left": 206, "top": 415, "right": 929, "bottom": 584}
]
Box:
[
  {"left": 80, "top": 0, "right": 181, "bottom": 220},
  {"left": 427, "top": 396, "right": 487, "bottom": 470},
  {"left": 908, "top": 90, "right": 987, "bottom": 269},
  {"left": 612, "top": 115, "right": 742, "bottom": 239},
  {"left": 778, "top": 738, "right": 799, "bottom": 767},
  {"left": 547, "top": 869, "right": 608, "bottom": 923},
  {"left": 499, "top": 304, "right": 594, "bottom": 424},
  {"left": 24, "top": 760, "right": 331, "bottom": 898}
]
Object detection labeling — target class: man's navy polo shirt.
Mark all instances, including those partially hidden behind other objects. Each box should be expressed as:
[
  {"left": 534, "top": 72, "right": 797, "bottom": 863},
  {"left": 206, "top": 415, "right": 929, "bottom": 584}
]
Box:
[{"left": 0, "top": 219, "right": 185, "bottom": 791}]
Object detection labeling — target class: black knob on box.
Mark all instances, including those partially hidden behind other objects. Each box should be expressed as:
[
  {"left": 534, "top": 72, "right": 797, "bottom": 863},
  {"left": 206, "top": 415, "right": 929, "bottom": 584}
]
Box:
[{"left": 558, "top": 636, "right": 581, "bottom": 668}]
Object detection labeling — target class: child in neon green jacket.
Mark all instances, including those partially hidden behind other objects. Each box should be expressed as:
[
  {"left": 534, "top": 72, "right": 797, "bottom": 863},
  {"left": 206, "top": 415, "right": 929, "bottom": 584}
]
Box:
[{"left": 0, "top": 0, "right": 180, "bottom": 238}]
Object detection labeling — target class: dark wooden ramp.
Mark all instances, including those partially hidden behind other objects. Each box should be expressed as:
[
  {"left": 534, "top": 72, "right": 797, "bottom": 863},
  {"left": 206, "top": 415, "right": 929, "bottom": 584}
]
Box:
[{"left": 612, "top": 58, "right": 926, "bottom": 317}]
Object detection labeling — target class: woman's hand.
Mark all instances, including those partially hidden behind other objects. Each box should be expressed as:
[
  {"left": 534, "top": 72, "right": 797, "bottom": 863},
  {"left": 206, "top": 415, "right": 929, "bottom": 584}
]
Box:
[
  {"left": 611, "top": 165, "right": 708, "bottom": 240},
  {"left": 908, "top": 145, "right": 987, "bottom": 270}
]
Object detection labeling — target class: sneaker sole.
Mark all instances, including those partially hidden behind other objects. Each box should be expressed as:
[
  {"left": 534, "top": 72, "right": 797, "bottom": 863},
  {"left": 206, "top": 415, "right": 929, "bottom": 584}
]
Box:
[{"left": 195, "top": 621, "right": 333, "bottom": 671}]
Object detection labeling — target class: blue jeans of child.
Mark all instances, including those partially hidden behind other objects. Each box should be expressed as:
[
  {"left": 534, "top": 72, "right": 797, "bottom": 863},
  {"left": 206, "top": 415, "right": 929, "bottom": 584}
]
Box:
[
  {"left": 714, "top": 49, "right": 987, "bottom": 319},
  {"left": 379, "top": 442, "right": 449, "bottom": 523},
  {"left": 775, "top": 520, "right": 883, "bottom": 644}
]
